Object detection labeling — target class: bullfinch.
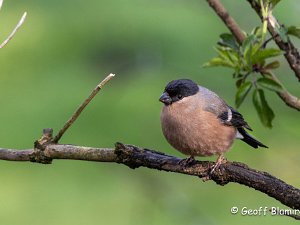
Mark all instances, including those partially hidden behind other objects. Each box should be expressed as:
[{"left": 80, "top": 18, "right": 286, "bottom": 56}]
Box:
[{"left": 159, "top": 79, "right": 267, "bottom": 169}]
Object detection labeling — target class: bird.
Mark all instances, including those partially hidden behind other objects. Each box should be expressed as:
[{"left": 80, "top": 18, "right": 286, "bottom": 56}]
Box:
[{"left": 159, "top": 78, "right": 267, "bottom": 171}]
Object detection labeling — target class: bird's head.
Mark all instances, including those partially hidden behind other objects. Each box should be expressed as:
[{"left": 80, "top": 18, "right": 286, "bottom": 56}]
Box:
[{"left": 159, "top": 79, "right": 199, "bottom": 105}]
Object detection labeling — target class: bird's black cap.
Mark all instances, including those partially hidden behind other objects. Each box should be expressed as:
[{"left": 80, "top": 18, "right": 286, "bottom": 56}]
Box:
[
  {"left": 165, "top": 79, "right": 198, "bottom": 97},
  {"left": 160, "top": 79, "right": 199, "bottom": 104}
]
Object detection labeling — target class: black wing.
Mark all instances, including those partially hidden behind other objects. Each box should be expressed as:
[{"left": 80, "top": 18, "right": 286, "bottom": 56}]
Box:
[
  {"left": 218, "top": 106, "right": 252, "bottom": 130},
  {"left": 218, "top": 106, "right": 268, "bottom": 148}
]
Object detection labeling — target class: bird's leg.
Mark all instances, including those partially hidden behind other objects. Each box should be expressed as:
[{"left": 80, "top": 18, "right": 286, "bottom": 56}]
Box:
[
  {"left": 202, "top": 155, "right": 227, "bottom": 181},
  {"left": 210, "top": 154, "right": 227, "bottom": 175},
  {"left": 179, "top": 156, "right": 196, "bottom": 167}
]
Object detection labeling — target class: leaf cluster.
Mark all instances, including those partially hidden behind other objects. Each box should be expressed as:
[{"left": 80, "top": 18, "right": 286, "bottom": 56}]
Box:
[{"left": 203, "top": 0, "right": 286, "bottom": 128}]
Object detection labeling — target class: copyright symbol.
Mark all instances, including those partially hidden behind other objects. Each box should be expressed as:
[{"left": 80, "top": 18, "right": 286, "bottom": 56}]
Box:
[{"left": 231, "top": 206, "right": 238, "bottom": 214}]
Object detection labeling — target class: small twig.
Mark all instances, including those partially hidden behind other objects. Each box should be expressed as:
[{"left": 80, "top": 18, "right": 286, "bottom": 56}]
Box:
[
  {"left": 53, "top": 73, "right": 115, "bottom": 143},
  {"left": 262, "top": 33, "right": 279, "bottom": 49},
  {"left": 262, "top": 71, "right": 300, "bottom": 111},
  {"left": 0, "top": 11, "right": 27, "bottom": 49}
]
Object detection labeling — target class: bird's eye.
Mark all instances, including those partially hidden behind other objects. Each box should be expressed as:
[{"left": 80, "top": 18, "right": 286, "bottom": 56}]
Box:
[{"left": 178, "top": 94, "right": 183, "bottom": 100}]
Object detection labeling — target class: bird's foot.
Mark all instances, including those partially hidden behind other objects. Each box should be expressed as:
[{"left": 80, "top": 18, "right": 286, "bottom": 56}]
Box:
[
  {"left": 179, "top": 156, "right": 196, "bottom": 167},
  {"left": 202, "top": 155, "right": 227, "bottom": 181},
  {"left": 209, "top": 155, "right": 227, "bottom": 175}
]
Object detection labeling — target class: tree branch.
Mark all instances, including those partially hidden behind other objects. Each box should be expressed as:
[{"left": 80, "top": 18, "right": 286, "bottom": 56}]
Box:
[
  {"left": 265, "top": 72, "right": 300, "bottom": 110},
  {"left": 0, "top": 142, "right": 299, "bottom": 212},
  {"left": 246, "top": 0, "right": 300, "bottom": 82},
  {"left": 206, "top": 0, "right": 300, "bottom": 111},
  {"left": 0, "top": 11, "right": 27, "bottom": 49},
  {"left": 53, "top": 73, "right": 115, "bottom": 143},
  {"left": 0, "top": 148, "right": 33, "bottom": 161}
]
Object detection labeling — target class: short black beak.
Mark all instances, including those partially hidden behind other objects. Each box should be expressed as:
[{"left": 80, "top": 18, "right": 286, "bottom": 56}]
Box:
[{"left": 159, "top": 92, "right": 172, "bottom": 105}]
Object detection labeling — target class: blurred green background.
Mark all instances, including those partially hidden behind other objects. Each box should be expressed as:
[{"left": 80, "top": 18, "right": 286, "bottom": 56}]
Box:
[{"left": 0, "top": 0, "right": 299, "bottom": 224}]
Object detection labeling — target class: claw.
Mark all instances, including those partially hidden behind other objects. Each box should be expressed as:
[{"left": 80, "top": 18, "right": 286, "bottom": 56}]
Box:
[{"left": 210, "top": 154, "right": 227, "bottom": 175}]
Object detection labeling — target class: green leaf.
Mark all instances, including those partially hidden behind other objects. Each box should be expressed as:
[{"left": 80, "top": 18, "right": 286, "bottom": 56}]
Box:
[
  {"left": 218, "top": 33, "right": 239, "bottom": 51},
  {"left": 252, "top": 89, "right": 275, "bottom": 128},
  {"left": 236, "top": 78, "right": 243, "bottom": 88},
  {"left": 235, "top": 81, "right": 252, "bottom": 108},
  {"left": 263, "top": 61, "right": 280, "bottom": 70},
  {"left": 215, "top": 46, "right": 238, "bottom": 65},
  {"left": 269, "top": 0, "right": 281, "bottom": 8},
  {"left": 241, "top": 34, "right": 261, "bottom": 66},
  {"left": 242, "top": 34, "right": 256, "bottom": 61},
  {"left": 251, "top": 26, "right": 263, "bottom": 38},
  {"left": 234, "top": 72, "right": 244, "bottom": 79},
  {"left": 287, "top": 26, "right": 300, "bottom": 39},
  {"left": 252, "top": 48, "right": 282, "bottom": 64},
  {"left": 202, "top": 57, "right": 234, "bottom": 68},
  {"left": 257, "top": 77, "right": 283, "bottom": 92}
]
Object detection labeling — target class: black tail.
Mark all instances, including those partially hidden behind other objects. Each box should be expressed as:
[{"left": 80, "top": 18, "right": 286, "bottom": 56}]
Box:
[{"left": 237, "top": 128, "right": 268, "bottom": 149}]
